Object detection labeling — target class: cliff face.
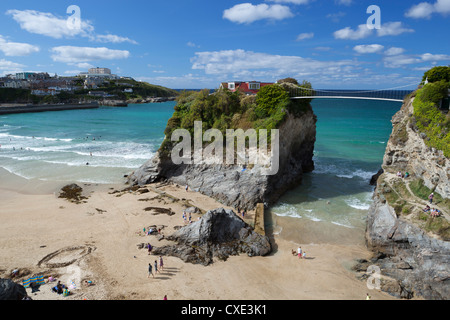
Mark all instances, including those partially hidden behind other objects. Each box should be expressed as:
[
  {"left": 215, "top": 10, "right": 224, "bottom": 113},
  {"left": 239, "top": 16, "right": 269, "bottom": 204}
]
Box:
[
  {"left": 365, "top": 95, "right": 450, "bottom": 299},
  {"left": 128, "top": 109, "right": 316, "bottom": 210},
  {"left": 383, "top": 95, "right": 450, "bottom": 198}
]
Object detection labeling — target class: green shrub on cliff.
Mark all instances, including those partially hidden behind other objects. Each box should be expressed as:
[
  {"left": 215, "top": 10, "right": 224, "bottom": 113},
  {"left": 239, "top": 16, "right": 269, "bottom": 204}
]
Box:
[
  {"left": 413, "top": 69, "right": 450, "bottom": 157},
  {"left": 422, "top": 66, "right": 450, "bottom": 84},
  {"left": 159, "top": 80, "right": 314, "bottom": 155}
]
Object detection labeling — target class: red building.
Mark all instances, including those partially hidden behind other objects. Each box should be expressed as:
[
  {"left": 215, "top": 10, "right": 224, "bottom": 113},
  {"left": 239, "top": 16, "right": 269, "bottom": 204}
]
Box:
[{"left": 220, "top": 81, "right": 274, "bottom": 95}]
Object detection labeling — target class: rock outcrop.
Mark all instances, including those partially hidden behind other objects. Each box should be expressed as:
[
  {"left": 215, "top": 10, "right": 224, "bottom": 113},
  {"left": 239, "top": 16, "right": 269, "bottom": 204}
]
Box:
[
  {"left": 365, "top": 93, "right": 450, "bottom": 299},
  {"left": 365, "top": 195, "right": 450, "bottom": 299},
  {"left": 152, "top": 208, "right": 271, "bottom": 265},
  {"left": 0, "top": 279, "right": 27, "bottom": 300},
  {"left": 128, "top": 110, "right": 316, "bottom": 210}
]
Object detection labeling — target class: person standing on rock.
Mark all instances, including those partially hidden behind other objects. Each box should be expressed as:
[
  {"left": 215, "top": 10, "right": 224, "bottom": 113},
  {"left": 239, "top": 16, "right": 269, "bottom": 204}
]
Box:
[{"left": 429, "top": 193, "right": 434, "bottom": 204}]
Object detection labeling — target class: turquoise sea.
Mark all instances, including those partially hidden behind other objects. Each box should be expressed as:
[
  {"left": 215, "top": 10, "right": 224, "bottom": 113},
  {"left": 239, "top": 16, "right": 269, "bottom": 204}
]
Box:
[{"left": 0, "top": 99, "right": 402, "bottom": 242}]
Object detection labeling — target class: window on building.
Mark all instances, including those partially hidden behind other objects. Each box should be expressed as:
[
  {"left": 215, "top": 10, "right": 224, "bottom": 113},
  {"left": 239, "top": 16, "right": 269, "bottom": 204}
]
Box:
[
  {"left": 249, "top": 83, "right": 260, "bottom": 90},
  {"left": 228, "top": 82, "right": 235, "bottom": 90}
]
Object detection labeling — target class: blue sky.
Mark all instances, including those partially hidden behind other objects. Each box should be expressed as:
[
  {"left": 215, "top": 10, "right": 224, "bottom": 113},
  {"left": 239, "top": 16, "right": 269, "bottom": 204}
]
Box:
[{"left": 0, "top": 0, "right": 449, "bottom": 89}]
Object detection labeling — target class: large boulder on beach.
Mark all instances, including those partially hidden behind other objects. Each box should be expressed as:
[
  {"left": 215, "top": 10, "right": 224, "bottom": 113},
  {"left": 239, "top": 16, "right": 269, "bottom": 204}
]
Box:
[
  {"left": 0, "top": 279, "right": 27, "bottom": 300},
  {"left": 152, "top": 208, "right": 271, "bottom": 265}
]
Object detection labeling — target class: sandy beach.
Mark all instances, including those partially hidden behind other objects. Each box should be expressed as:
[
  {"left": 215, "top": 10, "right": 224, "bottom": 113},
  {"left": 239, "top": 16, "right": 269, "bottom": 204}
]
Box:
[{"left": 0, "top": 168, "right": 397, "bottom": 301}]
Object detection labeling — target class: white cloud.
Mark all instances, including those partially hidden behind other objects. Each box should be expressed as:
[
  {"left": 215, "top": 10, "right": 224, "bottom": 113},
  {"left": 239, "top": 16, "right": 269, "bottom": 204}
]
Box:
[
  {"left": 6, "top": 9, "right": 93, "bottom": 39},
  {"left": 420, "top": 53, "right": 450, "bottom": 61},
  {"left": 50, "top": 46, "right": 130, "bottom": 63},
  {"left": 296, "top": 32, "right": 314, "bottom": 41},
  {"left": 223, "top": 3, "right": 294, "bottom": 24},
  {"left": 187, "top": 41, "right": 200, "bottom": 48},
  {"left": 383, "top": 55, "right": 421, "bottom": 68},
  {"left": 94, "top": 34, "right": 138, "bottom": 45},
  {"left": 377, "top": 22, "right": 414, "bottom": 37},
  {"left": 6, "top": 9, "right": 137, "bottom": 44},
  {"left": 333, "top": 24, "right": 372, "bottom": 40},
  {"left": 334, "top": 22, "right": 414, "bottom": 40},
  {"left": 406, "top": 0, "right": 450, "bottom": 19},
  {"left": 0, "top": 59, "right": 25, "bottom": 70},
  {"left": 266, "top": 0, "right": 310, "bottom": 4},
  {"left": 336, "top": 0, "right": 353, "bottom": 5},
  {"left": 326, "top": 12, "right": 346, "bottom": 22},
  {"left": 384, "top": 47, "right": 406, "bottom": 56},
  {"left": 72, "top": 62, "right": 94, "bottom": 69},
  {"left": 353, "top": 44, "right": 384, "bottom": 54},
  {"left": 0, "top": 36, "right": 40, "bottom": 56},
  {"left": 0, "top": 59, "right": 26, "bottom": 75},
  {"left": 383, "top": 52, "right": 450, "bottom": 68},
  {"left": 190, "top": 49, "right": 359, "bottom": 83},
  {"left": 314, "top": 46, "right": 332, "bottom": 51}
]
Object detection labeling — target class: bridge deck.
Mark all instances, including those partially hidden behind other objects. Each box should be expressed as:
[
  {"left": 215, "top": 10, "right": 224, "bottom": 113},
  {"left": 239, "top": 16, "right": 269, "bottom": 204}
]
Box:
[{"left": 291, "top": 96, "right": 404, "bottom": 102}]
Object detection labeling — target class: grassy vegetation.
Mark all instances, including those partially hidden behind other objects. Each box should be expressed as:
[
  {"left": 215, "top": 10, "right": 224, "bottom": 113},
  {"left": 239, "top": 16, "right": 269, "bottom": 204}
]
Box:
[
  {"left": 409, "top": 179, "right": 450, "bottom": 211},
  {"left": 159, "top": 80, "right": 314, "bottom": 156},
  {"left": 413, "top": 67, "right": 450, "bottom": 157},
  {"left": 378, "top": 175, "right": 449, "bottom": 239},
  {"left": 75, "top": 79, "right": 179, "bottom": 100}
]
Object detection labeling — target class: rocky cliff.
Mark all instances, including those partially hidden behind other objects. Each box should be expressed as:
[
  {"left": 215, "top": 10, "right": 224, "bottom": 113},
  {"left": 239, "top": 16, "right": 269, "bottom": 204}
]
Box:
[
  {"left": 363, "top": 93, "right": 450, "bottom": 299},
  {"left": 128, "top": 109, "right": 316, "bottom": 210}
]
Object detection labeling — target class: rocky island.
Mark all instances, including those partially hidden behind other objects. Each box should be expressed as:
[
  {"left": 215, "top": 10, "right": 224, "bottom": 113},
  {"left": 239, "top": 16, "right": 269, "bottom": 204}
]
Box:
[{"left": 128, "top": 79, "right": 317, "bottom": 210}]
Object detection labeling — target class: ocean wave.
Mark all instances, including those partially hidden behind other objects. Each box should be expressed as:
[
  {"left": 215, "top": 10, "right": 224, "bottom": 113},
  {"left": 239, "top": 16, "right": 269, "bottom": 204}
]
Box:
[
  {"left": 271, "top": 203, "right": 302, "bottom": 219},
  {"left": 345, "top": 196, "right": 372, "bottom": 210},
  {"left": 314, "top": 162, "right": 375, "bottom": 181},
  {"left": 331, "top": 221, "right": 354, "bottom": 228}
]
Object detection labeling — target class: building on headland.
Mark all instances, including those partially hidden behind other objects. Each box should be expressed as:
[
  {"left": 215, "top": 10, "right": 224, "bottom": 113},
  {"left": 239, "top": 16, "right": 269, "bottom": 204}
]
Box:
[
  {"left": 78, "top": 67, "right": 118, "bottom": 80},
  {"left": 14, "top": 72, "right": 50, "bottom": 81},
  {"left": 89, "top": 67, "right": 111, "bottom": 75},
  {"left": 219, "top": 81, "right": 274, "bottom": 95},
  {"left": 1, "top": 79, "right": 30, "bottom": 89}
]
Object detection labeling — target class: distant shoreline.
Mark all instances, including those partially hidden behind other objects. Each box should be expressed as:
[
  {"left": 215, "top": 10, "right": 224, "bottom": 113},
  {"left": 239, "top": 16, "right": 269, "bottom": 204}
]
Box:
[{"left": 0, "top": 102, "right": 99, "bottom": 115}]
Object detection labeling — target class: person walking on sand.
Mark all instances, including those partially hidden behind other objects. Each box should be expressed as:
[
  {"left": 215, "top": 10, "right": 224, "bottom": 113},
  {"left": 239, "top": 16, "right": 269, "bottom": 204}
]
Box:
[
  {"left": 154, "top": 260, "right": 159, "bottom": 274},
  {"left": 159, "top": 256, "right": 164, "bottom": 271},
  {"left": 148, "top": 263, "right": 154, "bottom": 278},
  {"left": 428, "top": 193, "right": 434, "bottom": 204},
  {"left": 185, "top": 184, "right": 188, "bottom": 192}
]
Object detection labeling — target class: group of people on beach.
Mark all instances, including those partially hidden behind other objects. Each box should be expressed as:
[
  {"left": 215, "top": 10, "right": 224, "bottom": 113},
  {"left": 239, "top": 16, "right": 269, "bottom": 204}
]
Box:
[
  {"left": 292, "top": 247, "right": 306, "bottom": 259},
  {"left": 148, "top": 256, "right": 164, "bottom": 278},
  {"left": 182, "top": 210, "right": 192, "bottom": 224},
  {"left": 422, "top": 205, "right": 442, "bottom": 217},
  {"left": 49, "top": 277, "right": 93, "bottom": 297},
  {"left": 143, "top": 227, "right": 161, "bottom": 236},
  {"left": 237, "top": 208, "right": 247, "bottom": 219}
]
